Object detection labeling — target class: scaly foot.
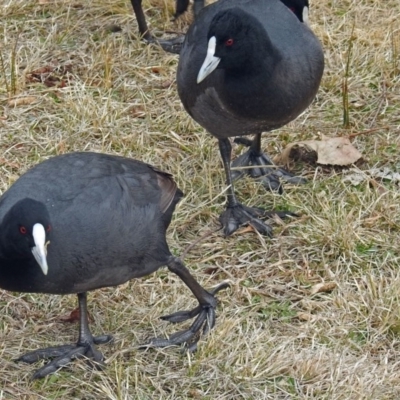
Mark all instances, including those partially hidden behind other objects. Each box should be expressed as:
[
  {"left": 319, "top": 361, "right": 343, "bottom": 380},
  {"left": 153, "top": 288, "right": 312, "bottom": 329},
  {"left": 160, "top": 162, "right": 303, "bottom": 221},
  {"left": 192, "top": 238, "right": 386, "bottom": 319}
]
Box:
[
  {"left": 220, "top": 203, "right": 297, "bottom": 236},
  {"left": 232, "top": 138, "right": 307, "bottom": 192},
  {"left": 16, "top": 334, "right": 113, "bottom": 380},
  {"left": 149, "top": 35, "right": 185, "bottom": 55},
  {"left": 141, "top": 282, "right": 229, "bottom": 352}
]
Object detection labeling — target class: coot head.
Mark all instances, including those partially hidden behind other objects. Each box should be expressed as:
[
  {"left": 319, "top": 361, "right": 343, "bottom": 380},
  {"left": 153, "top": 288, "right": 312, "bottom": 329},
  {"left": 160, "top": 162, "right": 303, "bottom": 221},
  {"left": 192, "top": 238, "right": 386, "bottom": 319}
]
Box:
[
  {"left": 0, "top": 198, "right": 50, "bottom": 275},
  {"left": 197, "top": 8, "right": 270, "bottom": 82}
]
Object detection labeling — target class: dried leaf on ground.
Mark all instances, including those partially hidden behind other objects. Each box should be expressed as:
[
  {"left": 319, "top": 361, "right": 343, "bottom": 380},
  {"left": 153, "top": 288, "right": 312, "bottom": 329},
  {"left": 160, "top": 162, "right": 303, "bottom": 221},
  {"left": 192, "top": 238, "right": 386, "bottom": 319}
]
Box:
[
  {"left": 59, "top": 307, "right": 93, "bottom": 323},
  {"left": 8, "top": 96, "right": 37, "bottom": 107},
  {"left": 0, "top": 158, "right": 21, "bottom": 170},
  {"left": 276, "top": 135, "right": 362, "bottom": 166},
  {"left": 343, "top": 167, "right": 400, "bottom": 192},
  {"left": 26, "top": 64, "right": 73, "bottom": 88},
  {"left": 310, "top": 282, "right": 337, "bottom": 295},
  {"left": 296, "top": 312, "right": 314, "bottom": 321}
]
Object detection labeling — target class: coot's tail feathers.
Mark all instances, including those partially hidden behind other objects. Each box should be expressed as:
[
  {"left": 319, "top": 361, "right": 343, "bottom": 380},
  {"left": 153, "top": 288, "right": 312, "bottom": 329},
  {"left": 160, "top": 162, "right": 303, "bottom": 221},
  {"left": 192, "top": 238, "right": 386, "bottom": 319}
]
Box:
[
  {"left": 155, "top": 170, "right": 182, "bottom": 213},
  {"left": 153, "top": 168, "right": 184, "bottom": 229}
]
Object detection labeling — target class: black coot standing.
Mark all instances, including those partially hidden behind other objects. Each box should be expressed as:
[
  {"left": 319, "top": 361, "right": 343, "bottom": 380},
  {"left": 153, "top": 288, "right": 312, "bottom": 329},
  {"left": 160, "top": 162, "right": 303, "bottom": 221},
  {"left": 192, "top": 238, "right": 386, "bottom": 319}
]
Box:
[
  {"left": 177, "top": 0, "right": 324, "bottom": 236},
  {"left": 129, "top": 0, "right": 309, "bottom": 54},
  {"left": 0, "top": 152, "right": 227, "bottom": 379}
]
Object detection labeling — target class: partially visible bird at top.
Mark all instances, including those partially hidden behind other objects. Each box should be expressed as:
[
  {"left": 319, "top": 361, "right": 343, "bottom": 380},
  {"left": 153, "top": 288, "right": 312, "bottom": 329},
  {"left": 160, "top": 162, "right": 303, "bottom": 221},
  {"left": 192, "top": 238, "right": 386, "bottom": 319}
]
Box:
[{"left": 129, "top": 0, "right": 310, "bottom": 54}]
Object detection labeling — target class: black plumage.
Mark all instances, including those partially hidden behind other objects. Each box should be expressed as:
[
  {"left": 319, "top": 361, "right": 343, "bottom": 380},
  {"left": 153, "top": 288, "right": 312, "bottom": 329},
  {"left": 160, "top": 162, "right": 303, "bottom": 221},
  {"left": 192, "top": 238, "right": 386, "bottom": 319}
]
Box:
[
  {"left": 177, "top": 0, "right": 324, "bottom": 236},
  {"left": 0, "top": 152, "right": 227, "bottom": 379}
]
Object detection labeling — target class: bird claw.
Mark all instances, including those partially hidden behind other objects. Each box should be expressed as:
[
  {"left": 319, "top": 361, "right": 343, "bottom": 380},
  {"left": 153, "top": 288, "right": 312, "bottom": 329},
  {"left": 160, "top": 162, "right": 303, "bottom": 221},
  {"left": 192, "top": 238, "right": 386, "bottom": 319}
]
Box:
[
  {"left": 231, "top": 147, "right": 306, "bottom": 192},
  {"left": 139, "top": 31, "right": 184, "bottom": 54},
  {"left": 31, "top": 346, "right": 91, "bottom": 380},
  {"left": 220, "top": 203, "right": 300, "bottom": 236},
  {"left": 157, "top": 36, "right": 185, "bottom": 54},
  {"left": 16, "top": 344, "right": 77, "bottom": 364},
  {"left": 16, "top": 334, "right": 113, "bottom": 379},
  {"left": 219, "top": 203, "right": 273, "bottom": 237},
  {"left": 142, "top": 308, "right": 214, "bottom": 352},
  {"left": 160, "top": 306, "right": 202, "bottom": 323},
  {"left": 93, "top": 334, "right": 114, "bottom": 345},
  {"left": 160, "top": 282, "right": 229, "bottom": 323},
  {"left": 140, "top": 283, "right": 229, "bottom": 351},
  {"left": 259, "top": 167, "right": 307, "bottom": 187}
]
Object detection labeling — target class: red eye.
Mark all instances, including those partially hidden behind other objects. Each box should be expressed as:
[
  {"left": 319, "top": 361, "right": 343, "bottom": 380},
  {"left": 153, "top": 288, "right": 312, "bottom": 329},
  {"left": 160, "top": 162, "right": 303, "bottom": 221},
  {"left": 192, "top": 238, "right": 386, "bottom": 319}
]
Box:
[
  {"left": 46, "top": 225, "right": 51, "bottom": 232},
  {"left": 19, "top": 226, "right": 27, "bottom": 234},
  {"left": 225, "top": 38, "right": 234, "bottom": 46}
]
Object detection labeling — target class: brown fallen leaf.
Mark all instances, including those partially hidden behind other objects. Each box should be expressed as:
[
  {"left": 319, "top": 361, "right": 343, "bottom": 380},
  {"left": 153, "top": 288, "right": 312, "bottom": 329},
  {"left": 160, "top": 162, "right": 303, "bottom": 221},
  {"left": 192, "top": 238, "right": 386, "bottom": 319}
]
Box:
[
  {"left": 59, "top": 307, "right": 93, "bottom": 323},
  {"left": 28, "top": 66, "right": 54, "bottom": 75},
  {"left": 296, "top": 312, "right": 313, "bottom": 321},
  {"left": 362, "top": 212, "right": 382, "bottom": 227},
  {"left": 26, "top": 64, "right": 73, "bottom": 88},
  {"left": 310, "top": 282, "right": 337, "bottom": 295},
  {"left": 129, "top": 105, "right": 146, "bottom": 118},
  {"left": 158, "top": 80, "right": 174, "bottom": 89},
  {"left": 0, "top": 158, "right": 21, "bottom": 170},
  {"left": 8, "top": 96, "right": 37, "bottom": 107},
  {"left": 276, "top": 135, "right": 362, "bottom": 166},
  {"left": 104, "top": 24, "right": 122, "bottom": 33},
  {"left": 235, "top": 225, "right": 256, "bottom": 235},
  {"left": 57, "top": 141, "right": 67, "bottom": 153},
  {"left": 369, "top": 178, "right": 388, "bottom": 195},
  {"left": 203, "top": 267, "right": 219, "bottom": 275}
]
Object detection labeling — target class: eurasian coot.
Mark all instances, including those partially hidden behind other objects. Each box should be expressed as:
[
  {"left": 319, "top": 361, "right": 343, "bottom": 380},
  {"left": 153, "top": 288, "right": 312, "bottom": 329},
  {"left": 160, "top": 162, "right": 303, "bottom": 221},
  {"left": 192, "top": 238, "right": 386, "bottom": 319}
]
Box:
[
  {"left": 177, "top": 0, "right": 324, "bottom": 236},
  {"left": 0, "top": 152, "right": 227, "bottom": 379}
]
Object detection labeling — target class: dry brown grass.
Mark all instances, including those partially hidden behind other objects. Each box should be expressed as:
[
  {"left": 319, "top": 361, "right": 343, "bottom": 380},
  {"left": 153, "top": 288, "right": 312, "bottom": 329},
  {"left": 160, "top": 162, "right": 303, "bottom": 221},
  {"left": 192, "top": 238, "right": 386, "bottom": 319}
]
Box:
[{"left": 1, "top": 0, "right": 400, "bottom": 398}]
